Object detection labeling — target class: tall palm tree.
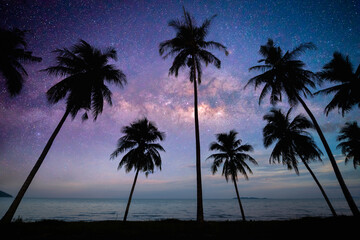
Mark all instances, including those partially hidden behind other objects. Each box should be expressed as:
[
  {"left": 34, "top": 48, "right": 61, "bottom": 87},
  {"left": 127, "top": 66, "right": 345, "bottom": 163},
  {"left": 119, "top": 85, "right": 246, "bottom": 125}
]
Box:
[
  {"left": 159, "top": 7, "right": 228, "bottom": 222},
  {"left": 315, "top": 52, "right": 360, "bottom": 116},
  {"left": 110, "top": 118, "right": 165, "bottom": 222},
  {"left": 246, "top": 39, "right": 359, "bottom": 215},
  {"left": 263, "top": 108, "right": 337, "bottom": 216},
  {"left": 337, "top": 121, "right": 360, "bottom": 169},
  {"left": 1, "top": 40, "right": 126, "bottom": 223},
  {"left": 0, "top": 28, "right": 42, "bottom": 96},
  {"left": 207, "top": 130, "right": 257, "bottom": 221}
]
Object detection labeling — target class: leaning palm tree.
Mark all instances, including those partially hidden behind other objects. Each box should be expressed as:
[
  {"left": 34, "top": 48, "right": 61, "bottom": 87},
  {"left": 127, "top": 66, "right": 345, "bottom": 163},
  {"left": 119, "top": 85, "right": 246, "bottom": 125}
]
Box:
[
  {"left": 1, "top": 40, "right": 126, "bottom": 223},
  {"left": 0, "top": 28, "right": 42, "bottom": 96},
  {"left": 246, "top": 39, "right": 359, "bottom": 215},
  {"left": 337, "top": 121, "right": 360, "bottom": 169},
  {"left": 315, "top": 52, "right": 360, "bottom": 116},
  {"left": 110, "top": 118, "right": 165, "bottom": 221},
  {"left": 159, "top": 7, "right": 228, "bottom": 222},
  {"left": 263, "top": 108, "right": 337, "bottom": 216},
  {"left": 207, "top": 130, "right": 257, "bottom": 221}
]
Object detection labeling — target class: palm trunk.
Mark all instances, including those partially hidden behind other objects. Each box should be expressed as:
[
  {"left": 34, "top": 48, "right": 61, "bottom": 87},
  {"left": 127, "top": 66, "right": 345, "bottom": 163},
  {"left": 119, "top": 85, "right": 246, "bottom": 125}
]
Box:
[
  {"left": 123, "top": 168, "right": 139, "bottom": 222},
  {"left": 233, "top": 176, "right": 246, "bottom": 221},
  {"left": 1, "top": 109, "right": 70, "bottom": 223},
  {"left": 296, "top": 95, "right": 359, "bottom": 216},
  {"left": 299, "top": 156, "right": 337, "bottom": 216},
  {"left": 192, "top": 57, "right": 204, "bottom": 222}
]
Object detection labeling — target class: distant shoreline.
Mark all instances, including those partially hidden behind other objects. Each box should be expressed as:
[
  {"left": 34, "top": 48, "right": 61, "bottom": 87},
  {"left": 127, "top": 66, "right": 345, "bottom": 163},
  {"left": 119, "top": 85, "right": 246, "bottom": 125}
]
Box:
[
  {"left": 0, "top": 191, "right": 12, "bottom": 198},
  {"left": 233, "top": 197, "right": 267, "bottom": 199}
]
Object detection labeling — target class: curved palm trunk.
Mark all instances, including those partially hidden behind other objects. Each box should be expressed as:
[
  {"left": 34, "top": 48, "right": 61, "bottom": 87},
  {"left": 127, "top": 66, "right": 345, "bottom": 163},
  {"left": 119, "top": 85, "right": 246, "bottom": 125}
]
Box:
[
  {"left": 296, "top": 95, "right": 359, "bottom": 216},
  {"left": 233, "top": 177, "right": 246, "bottom": 221},
  {"left": 299, "top": 157, "right": 337, "bottom": 216},
  {"left": 1, "top": 109, "right": 70, "bottom": 223},
  {"left": 123, "top": 168, "right": 139, "bottom": 222},
  {"left": 192, "top": 57, "right": 204, "bottom": 222}
]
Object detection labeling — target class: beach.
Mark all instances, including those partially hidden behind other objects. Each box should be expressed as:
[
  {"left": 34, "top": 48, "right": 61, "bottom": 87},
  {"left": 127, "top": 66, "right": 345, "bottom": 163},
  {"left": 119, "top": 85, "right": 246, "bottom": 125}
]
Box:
[{"left": 0, "top": 216, "right": 357, "bottom": 239}]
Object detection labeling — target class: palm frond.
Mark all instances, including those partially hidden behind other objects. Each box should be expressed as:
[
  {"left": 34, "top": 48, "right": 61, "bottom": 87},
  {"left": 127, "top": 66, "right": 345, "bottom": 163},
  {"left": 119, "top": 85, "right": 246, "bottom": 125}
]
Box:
[
  {"left": 198, "top": 50, "right": 221, "bottom": 68},
  {"left": 81, "top": 112, "right": 89, "bottom": 122},
  {"left": 235, "top": 144, "right": 254, "bottom": 153},
  {"left": 202, "top": 41, "right": 228, "bottom": 55},
  {"left": 0, "top": 28, "right": 42, "bottom": 96},
  {"left": 314, "top": 84, "right": 342, "bottom": 95},
  {"left": 42, "top": 66, "right": 76, "bottom": 77},
  {"left": 198, "top": 14, "right": 216, "bottom": 38},
  {"left": 289, "top": 114, "right": 313, "bottom": 131},
  {"left": 1, "top": 64, "right": 23, "bottom": 96},
  {"left": 46, "top": 75, "right": 75, "bottom": 104},
  {"left": 248, "top": 64, "right": 272, "bottom": 72},
  {"left": 336, "top": 122, "right": 360, "bottom": 168},
  {"left": 287, "top": 42, "right": 316, "bottom": 60},
  {"left": 169, "top": 49, "right": 190, "bottom": 77}
]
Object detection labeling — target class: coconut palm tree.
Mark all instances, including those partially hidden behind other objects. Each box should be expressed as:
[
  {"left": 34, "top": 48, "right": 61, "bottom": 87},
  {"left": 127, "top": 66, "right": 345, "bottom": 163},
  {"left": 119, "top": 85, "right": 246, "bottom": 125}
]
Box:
[
  {"left": 315, "top": 52, "right": 360, "bottom": 116},
  {"left": 207, "top": 130, "right": 257, "bottom": 221},
  {"left": 110, "top": 118, "right": 165, "bottom": 221},
  {"left": 1, "top": 40, "right": 126, "bottom": 223},
  {"left": 263, "top": 108, "right": 337, "bottom": 216},
  {"left": 159, "top": 7, "right": 228, "bottom": 222},
  {"left": 0, "top": 28, "right": 42, "bottom": 96},
  {"left": 337, "top": 121, "right": 360, "bottom": 169},
  {"left": 246, "top": 39, "right": 359, "bottom": 215}
]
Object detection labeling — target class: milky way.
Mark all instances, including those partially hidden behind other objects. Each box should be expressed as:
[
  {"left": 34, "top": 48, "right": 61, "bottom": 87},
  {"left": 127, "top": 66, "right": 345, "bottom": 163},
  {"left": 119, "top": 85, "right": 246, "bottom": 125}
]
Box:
[{"left": 0, "top": 0, "right": 359, "bottom": 199}]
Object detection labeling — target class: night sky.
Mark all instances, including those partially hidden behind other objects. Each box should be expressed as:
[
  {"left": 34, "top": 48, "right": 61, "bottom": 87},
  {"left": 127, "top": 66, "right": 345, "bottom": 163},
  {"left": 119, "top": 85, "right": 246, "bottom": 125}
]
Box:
[{"left": 0, "top": 0, "right": 359, "bottom": 199}]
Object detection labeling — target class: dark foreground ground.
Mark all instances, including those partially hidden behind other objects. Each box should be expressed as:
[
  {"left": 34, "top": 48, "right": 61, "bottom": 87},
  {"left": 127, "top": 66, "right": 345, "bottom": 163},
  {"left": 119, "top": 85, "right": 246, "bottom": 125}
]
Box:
[{"left": 0, "top": 216, "right": 358, "bottom": 240}]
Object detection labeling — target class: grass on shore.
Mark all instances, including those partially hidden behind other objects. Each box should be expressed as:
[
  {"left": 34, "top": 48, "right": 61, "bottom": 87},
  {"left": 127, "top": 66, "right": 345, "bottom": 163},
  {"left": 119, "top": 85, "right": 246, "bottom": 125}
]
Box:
[{"left": 0, "top": 216, "right": 358, "bottom": 240}]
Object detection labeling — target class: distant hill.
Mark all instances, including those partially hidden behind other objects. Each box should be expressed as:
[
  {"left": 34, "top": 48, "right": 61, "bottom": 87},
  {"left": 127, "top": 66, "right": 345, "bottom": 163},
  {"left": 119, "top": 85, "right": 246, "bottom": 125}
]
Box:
[
  {"left": 233, "top": 197, "right": 267, "bottom": 200},
  {"left": 0, "top": 190, "right": 12, "bottom": 198}
]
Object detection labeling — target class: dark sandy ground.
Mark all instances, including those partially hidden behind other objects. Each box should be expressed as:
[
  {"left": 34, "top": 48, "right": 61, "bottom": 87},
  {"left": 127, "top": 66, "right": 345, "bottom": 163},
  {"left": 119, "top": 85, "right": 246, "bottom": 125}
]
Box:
[{"left": 0, "top": 216, "right": 358, "bottom": 240}]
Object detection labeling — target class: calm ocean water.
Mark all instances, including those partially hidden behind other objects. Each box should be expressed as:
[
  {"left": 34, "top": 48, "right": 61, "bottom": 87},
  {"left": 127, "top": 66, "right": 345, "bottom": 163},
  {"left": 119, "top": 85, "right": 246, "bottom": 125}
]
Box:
[{"left": 0, "top": 198, "right": 358, "bottom": 222}]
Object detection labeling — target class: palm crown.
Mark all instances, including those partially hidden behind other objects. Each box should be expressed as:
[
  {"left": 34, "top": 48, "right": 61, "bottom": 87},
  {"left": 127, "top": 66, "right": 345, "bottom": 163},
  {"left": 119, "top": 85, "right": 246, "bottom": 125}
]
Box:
[
  {"left": 263, "top": 108, "right": 322, "bottom": 174},
  {"left": 43, "top": 40, "right": 126, "bottom": 120},
  {"left": 0, "top": 28, "right": 42, "bottom": 96},
  {"left": 208, "top": 130, "right": 257, "bottom": 181},
  {"left": 110, "top": 118, "right": 165, "bottom": 176},
  {"left": 337, "top": 121, "right": 360, "bottom": 169},
  {"left": 159, "top": 8, "right": 228, "bottom": 84},
  {"left": 246, "top": 39, "right": 317, "bottom": 106},
  {"left": 316, "top": 52, "right": 360, "bottom": 116}
]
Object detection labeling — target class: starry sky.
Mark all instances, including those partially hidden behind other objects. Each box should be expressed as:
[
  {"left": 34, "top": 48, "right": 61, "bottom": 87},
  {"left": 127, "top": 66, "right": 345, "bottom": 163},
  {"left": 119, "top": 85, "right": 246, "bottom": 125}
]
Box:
[{"left": 0, "top": 0, "right": 359, "bottom": 200}]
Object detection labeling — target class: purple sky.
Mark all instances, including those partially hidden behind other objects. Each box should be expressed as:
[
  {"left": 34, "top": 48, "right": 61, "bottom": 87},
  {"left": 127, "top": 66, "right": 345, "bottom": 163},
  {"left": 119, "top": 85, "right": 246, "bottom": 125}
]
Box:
[{"left": 0, "top": 0, "right": 359, "bottom": 199}]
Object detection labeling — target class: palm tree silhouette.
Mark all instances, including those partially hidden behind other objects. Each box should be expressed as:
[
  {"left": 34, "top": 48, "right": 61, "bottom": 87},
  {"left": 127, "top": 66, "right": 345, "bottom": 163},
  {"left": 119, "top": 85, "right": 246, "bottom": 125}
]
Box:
[
  {"left": 110, "top": 118, "right": 165, "bottom": 222},
  {"left": 0, "top": 28, "right": 42, "bottom": 96},
  {"left": 315, "top": 52, "right": 360, "bottom": 116},
  {"left": 207, "top": 130, "right": 257, "bottom": 221},
  {"left": 1, "top": 40, "right": 126, "bottom": 223},
  {"left": 159, "top": 7, "right": 228, "bottom": 222},
  {"left": 263, "top": 108, "right": 337, "bottom": 216},
  {"left": 337, "top": 121, "right": 360, "bottom": 169},
  {"left": 246, "top": 39, "right": 359, "bottom": 216}
]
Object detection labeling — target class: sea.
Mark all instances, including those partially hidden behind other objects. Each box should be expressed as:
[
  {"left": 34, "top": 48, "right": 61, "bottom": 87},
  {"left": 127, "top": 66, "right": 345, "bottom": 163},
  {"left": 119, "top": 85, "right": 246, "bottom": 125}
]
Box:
[{"left": 0, "top": 198, "right": 358, "bottom": 222}]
